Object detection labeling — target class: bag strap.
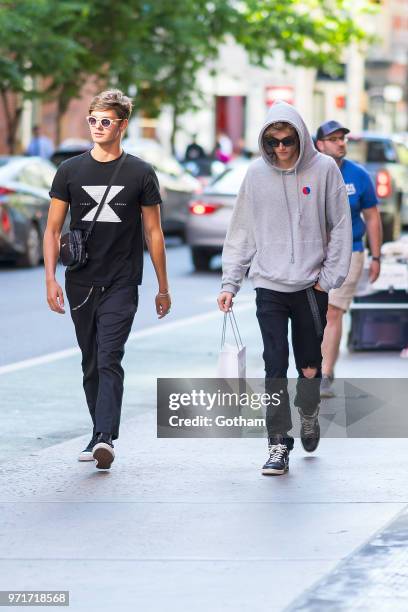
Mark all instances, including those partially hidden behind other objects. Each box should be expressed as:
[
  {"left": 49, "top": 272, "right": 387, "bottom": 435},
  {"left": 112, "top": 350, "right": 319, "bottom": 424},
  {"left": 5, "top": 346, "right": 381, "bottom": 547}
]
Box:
[
  {"left": 221, "top": 308, "right": 243, "bottom": 350},
  {"left": 85, "top": 151, "right": 127, "bottom": 241}
]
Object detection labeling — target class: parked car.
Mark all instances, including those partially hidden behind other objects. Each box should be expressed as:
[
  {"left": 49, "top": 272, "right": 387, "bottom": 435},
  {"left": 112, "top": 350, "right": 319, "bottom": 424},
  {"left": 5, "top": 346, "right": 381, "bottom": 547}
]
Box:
[
  {"left": 181, "top": 157, "right": 226, "bottom": 189},
  {"left": 0, "top": 156, "right": 57, "bottom": 266},
  {"left": 186, "top": 160, "right": 250, "bottom": 271},
  {"left": 50, "top": 139, "right": 92, "bottom": 167},
  {"left": 122, "top": 138, "right": 201, "bottom": 239},
  {"left": 346, "top": 133, "right": 408, "bottom": 241}
]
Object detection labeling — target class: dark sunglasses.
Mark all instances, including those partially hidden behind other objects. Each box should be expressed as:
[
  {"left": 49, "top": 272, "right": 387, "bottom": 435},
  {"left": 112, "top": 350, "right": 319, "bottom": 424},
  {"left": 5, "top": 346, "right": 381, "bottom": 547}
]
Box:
[
  {"left": 86, "top": 115, "right": 123, "bottom": 129},
  {"left": 264, "top": 136, "right": 297, "bottom": 148}
]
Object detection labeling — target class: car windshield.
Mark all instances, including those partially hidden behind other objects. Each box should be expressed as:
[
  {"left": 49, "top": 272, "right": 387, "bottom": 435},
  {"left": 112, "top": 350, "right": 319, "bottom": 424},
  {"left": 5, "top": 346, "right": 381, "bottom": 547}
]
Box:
[
  {"left": 347, "top": 139, "right": 398, "bottom": 163},
  {"left": 145, "top": 150, "right": 183, "bottom": 177},
  {"left": 396, "top": 143, "right": 408, "bottom": 165},
  {"left": 206, "top": 163, "right": 249, "bottom": 195},
  {"left": 0, "top": 159, "right": 56, "bottom": 188},
  {"left": 123, "top": 140, "right": 184, "bottom": 177},
  {"left": 17, "top": 161, "right": 56, "bottom": 189}
]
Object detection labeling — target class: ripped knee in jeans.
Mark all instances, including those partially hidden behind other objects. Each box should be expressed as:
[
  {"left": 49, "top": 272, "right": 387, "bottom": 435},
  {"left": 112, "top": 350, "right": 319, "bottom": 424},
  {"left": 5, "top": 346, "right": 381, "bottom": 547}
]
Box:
[{"left": 301, "top": 366, "right": 320, "bottom": 379}]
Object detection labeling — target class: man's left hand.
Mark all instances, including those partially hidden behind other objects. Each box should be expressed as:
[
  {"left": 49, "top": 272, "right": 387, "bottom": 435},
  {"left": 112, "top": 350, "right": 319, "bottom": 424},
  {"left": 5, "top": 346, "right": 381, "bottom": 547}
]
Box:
[
  {"left": 156, "top": 292, "right": 171, "bottom": 318},
  {"left": 369, "top": 259, "right": 381, "bottom": 283}
]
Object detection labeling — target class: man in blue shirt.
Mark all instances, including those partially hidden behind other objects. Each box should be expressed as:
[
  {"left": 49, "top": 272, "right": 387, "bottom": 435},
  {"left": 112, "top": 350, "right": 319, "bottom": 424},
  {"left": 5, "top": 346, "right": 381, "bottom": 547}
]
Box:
[
  {"left": 26, "top": 125, "right": 54, "bottom": 159},
  {"left": 316, "top": 120, "right": 382, "bottom": 397}
]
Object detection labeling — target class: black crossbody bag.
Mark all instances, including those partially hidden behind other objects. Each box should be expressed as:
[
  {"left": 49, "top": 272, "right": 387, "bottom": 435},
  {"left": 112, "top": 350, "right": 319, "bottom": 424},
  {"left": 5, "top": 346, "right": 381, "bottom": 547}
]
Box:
[{"left": 60, "top": 152, "right": 127, "bottom": 272}]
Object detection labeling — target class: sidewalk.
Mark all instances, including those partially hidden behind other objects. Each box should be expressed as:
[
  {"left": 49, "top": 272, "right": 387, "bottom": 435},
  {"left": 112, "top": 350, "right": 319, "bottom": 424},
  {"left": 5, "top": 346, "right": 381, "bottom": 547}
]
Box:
[
  {"left": 1, "top": 296, "right": 407, "bottom": 611},
  {"left": 1, "top": 414, "right": 407, "bottom": 611}
]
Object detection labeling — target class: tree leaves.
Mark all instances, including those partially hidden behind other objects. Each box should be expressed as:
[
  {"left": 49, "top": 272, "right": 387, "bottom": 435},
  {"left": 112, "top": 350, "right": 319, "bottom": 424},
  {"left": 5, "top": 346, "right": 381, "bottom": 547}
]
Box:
[{"left": 0, "top": 0, "right": 374, "bottom": 151}]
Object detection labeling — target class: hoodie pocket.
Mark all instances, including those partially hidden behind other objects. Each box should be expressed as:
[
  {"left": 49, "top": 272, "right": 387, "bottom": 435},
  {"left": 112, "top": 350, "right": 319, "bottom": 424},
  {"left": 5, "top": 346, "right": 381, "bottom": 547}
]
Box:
[
  {"left": 250, "top": 239, "right": 325, "bottom": 285},
  {"left": 290, "top": 239, "right": 325, "bottom": 283},
  {"left": 251, "top": 242, "right": 293, "bottom": 281}
]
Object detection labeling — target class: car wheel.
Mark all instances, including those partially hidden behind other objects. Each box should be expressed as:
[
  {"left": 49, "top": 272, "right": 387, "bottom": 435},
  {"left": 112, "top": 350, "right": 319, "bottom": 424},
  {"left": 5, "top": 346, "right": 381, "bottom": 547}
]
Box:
[
  {"left": 191, "top": 248, "right": 212, "bottom": 271},
  {"left": 17, "top": 223, "right": 42, "bottom": 267}
]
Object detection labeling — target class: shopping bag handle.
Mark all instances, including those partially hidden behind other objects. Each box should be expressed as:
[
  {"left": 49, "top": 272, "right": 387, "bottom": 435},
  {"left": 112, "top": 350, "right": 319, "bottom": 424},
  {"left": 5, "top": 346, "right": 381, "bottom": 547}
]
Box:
[{"left": 221, "top": 308, "right": 244, "bottom": 350}]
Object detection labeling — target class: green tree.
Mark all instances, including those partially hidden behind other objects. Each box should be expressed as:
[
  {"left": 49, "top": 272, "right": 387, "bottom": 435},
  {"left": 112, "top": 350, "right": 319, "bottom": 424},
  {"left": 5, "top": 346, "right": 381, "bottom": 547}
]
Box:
[
  {"left": 109, "top": 0, "right": 373, "bottom": 152},
  {"left": 0, "top": 0, "right": 83, "bottom": 151},
  {"left": 110, "top": 0, "right": 237, "bottom": 151},
  {"left": 0, "top": 0, "right": 375, "bottom": 152},
  {"left": 42, "top": 1, "right": 138, "bottom": 142}
]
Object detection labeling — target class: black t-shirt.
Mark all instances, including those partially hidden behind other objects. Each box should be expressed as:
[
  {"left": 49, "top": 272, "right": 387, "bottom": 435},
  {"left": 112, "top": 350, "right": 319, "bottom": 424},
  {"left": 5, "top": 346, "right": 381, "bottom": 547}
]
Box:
[{"left": 50, "top": 151, "right": 161, "bottom": 286}]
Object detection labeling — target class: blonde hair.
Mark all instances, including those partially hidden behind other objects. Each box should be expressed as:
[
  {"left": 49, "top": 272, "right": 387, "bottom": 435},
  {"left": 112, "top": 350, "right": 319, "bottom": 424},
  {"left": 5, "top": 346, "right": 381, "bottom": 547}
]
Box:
[
  {"left": 89, "top": 89, "right": 132, "bottom": 120},
  {"left": 264, "top": 122, "right": 296, "bottom": 136}
]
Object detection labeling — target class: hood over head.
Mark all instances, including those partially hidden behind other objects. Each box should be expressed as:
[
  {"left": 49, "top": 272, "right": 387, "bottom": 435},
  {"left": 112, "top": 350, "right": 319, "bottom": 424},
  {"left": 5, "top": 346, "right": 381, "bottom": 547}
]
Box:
[{"left": 258, "top": 101, "right": 318, "bottom": 172}]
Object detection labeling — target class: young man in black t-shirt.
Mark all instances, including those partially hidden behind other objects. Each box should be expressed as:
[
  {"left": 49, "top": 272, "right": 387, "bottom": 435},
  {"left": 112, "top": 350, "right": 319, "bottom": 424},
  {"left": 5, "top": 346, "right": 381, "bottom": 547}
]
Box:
[{"left": 44, "top": 89, "right": 171, "bottom": 470}]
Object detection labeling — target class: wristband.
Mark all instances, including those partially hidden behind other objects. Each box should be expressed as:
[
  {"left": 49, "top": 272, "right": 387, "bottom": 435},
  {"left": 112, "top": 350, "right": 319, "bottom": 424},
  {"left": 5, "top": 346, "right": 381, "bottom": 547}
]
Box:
[{"left": 372, "top": 256, "right": 381, "bottom": 262}]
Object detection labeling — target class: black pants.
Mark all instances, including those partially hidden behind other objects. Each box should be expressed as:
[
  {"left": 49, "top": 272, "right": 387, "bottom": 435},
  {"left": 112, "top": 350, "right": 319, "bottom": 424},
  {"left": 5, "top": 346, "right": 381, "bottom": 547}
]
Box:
[
  {"left": 65, "top": 281, "right": 138, "bottom": 440},
  {"left": 255, "top": 287, "right": 328, "bottom": 448}
]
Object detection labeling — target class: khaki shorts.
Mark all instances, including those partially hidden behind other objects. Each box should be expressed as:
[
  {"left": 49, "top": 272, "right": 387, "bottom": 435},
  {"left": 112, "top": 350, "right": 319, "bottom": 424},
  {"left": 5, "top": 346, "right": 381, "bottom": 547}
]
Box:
[{"left": 329, "top": 251, "right": 365, "bottom": 312}]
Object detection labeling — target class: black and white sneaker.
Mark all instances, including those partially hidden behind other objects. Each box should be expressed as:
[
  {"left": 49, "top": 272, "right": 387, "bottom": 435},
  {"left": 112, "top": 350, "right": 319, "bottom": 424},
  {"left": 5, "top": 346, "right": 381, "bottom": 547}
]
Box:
[
  {"left": 262, "top": 443, "right": 289, "bottom": 475},
  {"left": 78, "top": 432, "right": 98, "bottom": 462},
  {"left": 299, "top": 407, "right": 320, "bottom": 453},
  {"left": 92, "top": 433, "right": 115, "bottom": 470}
]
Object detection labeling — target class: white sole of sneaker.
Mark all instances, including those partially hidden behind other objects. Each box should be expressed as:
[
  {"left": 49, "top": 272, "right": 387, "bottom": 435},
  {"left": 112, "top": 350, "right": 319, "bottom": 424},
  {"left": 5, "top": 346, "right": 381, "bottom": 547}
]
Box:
[
  {"left": 262, "top": 467, "right": 288, "bottom": 475},
  {"left": 93, "top": 443, "right": 115, "bottom": 470},
  {"left": 320, "top": 391, "right": 335, "bottom": 398},
  {"left": 78, "top": 452, "right": 95, "bottom": 462}
]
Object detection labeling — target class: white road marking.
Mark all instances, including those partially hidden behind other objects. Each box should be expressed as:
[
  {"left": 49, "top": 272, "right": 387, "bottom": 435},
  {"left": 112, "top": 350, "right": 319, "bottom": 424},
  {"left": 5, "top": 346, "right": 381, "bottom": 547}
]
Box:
[{"left": 0, "top": 303, "right": 253, "bottom": 376}]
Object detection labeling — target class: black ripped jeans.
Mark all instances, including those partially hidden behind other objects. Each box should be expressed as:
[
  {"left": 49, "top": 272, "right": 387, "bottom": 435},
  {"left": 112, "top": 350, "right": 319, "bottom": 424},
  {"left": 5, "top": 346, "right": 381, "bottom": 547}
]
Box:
[{"left": 255, "top": 287, "right": 328, "bottom": 448}]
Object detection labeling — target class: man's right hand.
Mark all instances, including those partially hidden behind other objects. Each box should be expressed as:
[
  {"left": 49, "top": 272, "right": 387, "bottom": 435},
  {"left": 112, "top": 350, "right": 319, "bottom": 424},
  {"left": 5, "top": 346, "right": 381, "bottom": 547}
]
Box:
[
  {"left": 46, "top": 279, "right": 65, "bottom": 314},
  {"left": 217, "top": 291, "right": 234, "bottom": 312}
]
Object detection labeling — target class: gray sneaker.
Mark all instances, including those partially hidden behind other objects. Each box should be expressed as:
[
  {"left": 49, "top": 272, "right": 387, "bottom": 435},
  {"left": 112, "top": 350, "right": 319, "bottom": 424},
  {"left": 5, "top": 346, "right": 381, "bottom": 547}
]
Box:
[
  {"left": 299, "top": 407, "right": 320, "bottom": 452},
  {"left": 320, "top": 374, "right": 335, "bottom": 398}
]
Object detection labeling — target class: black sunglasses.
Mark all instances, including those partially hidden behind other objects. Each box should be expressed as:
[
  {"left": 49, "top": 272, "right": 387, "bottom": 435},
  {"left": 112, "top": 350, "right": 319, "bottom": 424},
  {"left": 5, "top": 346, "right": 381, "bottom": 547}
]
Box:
[{"left": 264, "top": 136, "right": 297, "bottom": 148}]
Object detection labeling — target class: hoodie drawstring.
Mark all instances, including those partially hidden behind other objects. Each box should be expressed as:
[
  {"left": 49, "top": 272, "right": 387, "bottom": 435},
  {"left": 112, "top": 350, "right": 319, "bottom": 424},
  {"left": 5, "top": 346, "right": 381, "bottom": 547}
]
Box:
[
  {"left": 281, "top": 173, "right": 295, "bottom": 264},
  {"left": 295, "top": 169, "right": 302, "bottom": 225}
]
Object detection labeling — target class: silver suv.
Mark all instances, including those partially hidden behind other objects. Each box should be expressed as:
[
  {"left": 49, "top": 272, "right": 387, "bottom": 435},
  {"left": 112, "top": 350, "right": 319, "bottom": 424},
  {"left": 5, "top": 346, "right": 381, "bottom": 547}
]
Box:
[{"left": 347, "top": 133, "right": 408, "bottom": 242}]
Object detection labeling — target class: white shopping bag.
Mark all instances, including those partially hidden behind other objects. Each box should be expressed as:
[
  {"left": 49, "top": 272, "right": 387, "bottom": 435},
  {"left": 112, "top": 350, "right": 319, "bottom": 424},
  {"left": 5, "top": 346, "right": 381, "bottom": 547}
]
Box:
[{"left": 217, "top": 310, "right": 246, "bottom": 378}]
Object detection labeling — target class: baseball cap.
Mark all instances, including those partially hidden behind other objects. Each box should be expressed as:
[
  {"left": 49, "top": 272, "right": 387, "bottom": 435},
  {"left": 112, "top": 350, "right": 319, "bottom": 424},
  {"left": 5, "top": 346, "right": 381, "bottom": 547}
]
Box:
[{"left": 316, "top": 120, "right": 350, "bottom": 141}]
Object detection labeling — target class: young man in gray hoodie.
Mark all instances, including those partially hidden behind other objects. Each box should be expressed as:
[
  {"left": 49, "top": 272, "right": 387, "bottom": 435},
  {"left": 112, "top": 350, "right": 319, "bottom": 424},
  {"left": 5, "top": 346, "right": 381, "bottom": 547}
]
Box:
[{"left": 217, "top": 101, "right": 352, "bottom": 475}]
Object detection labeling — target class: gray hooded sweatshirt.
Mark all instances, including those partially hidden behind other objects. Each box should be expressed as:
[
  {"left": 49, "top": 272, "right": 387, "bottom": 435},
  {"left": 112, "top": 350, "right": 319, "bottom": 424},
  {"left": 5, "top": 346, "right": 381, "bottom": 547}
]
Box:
[{"left": 221, "top": 102, "right": 352, "bottom": 295}]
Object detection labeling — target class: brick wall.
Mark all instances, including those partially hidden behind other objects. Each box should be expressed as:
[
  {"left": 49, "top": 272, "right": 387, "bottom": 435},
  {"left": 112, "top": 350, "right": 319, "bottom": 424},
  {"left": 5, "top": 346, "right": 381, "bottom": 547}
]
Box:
[{"left": 0, "top": 78, "right": 101, "bottom": 154}]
